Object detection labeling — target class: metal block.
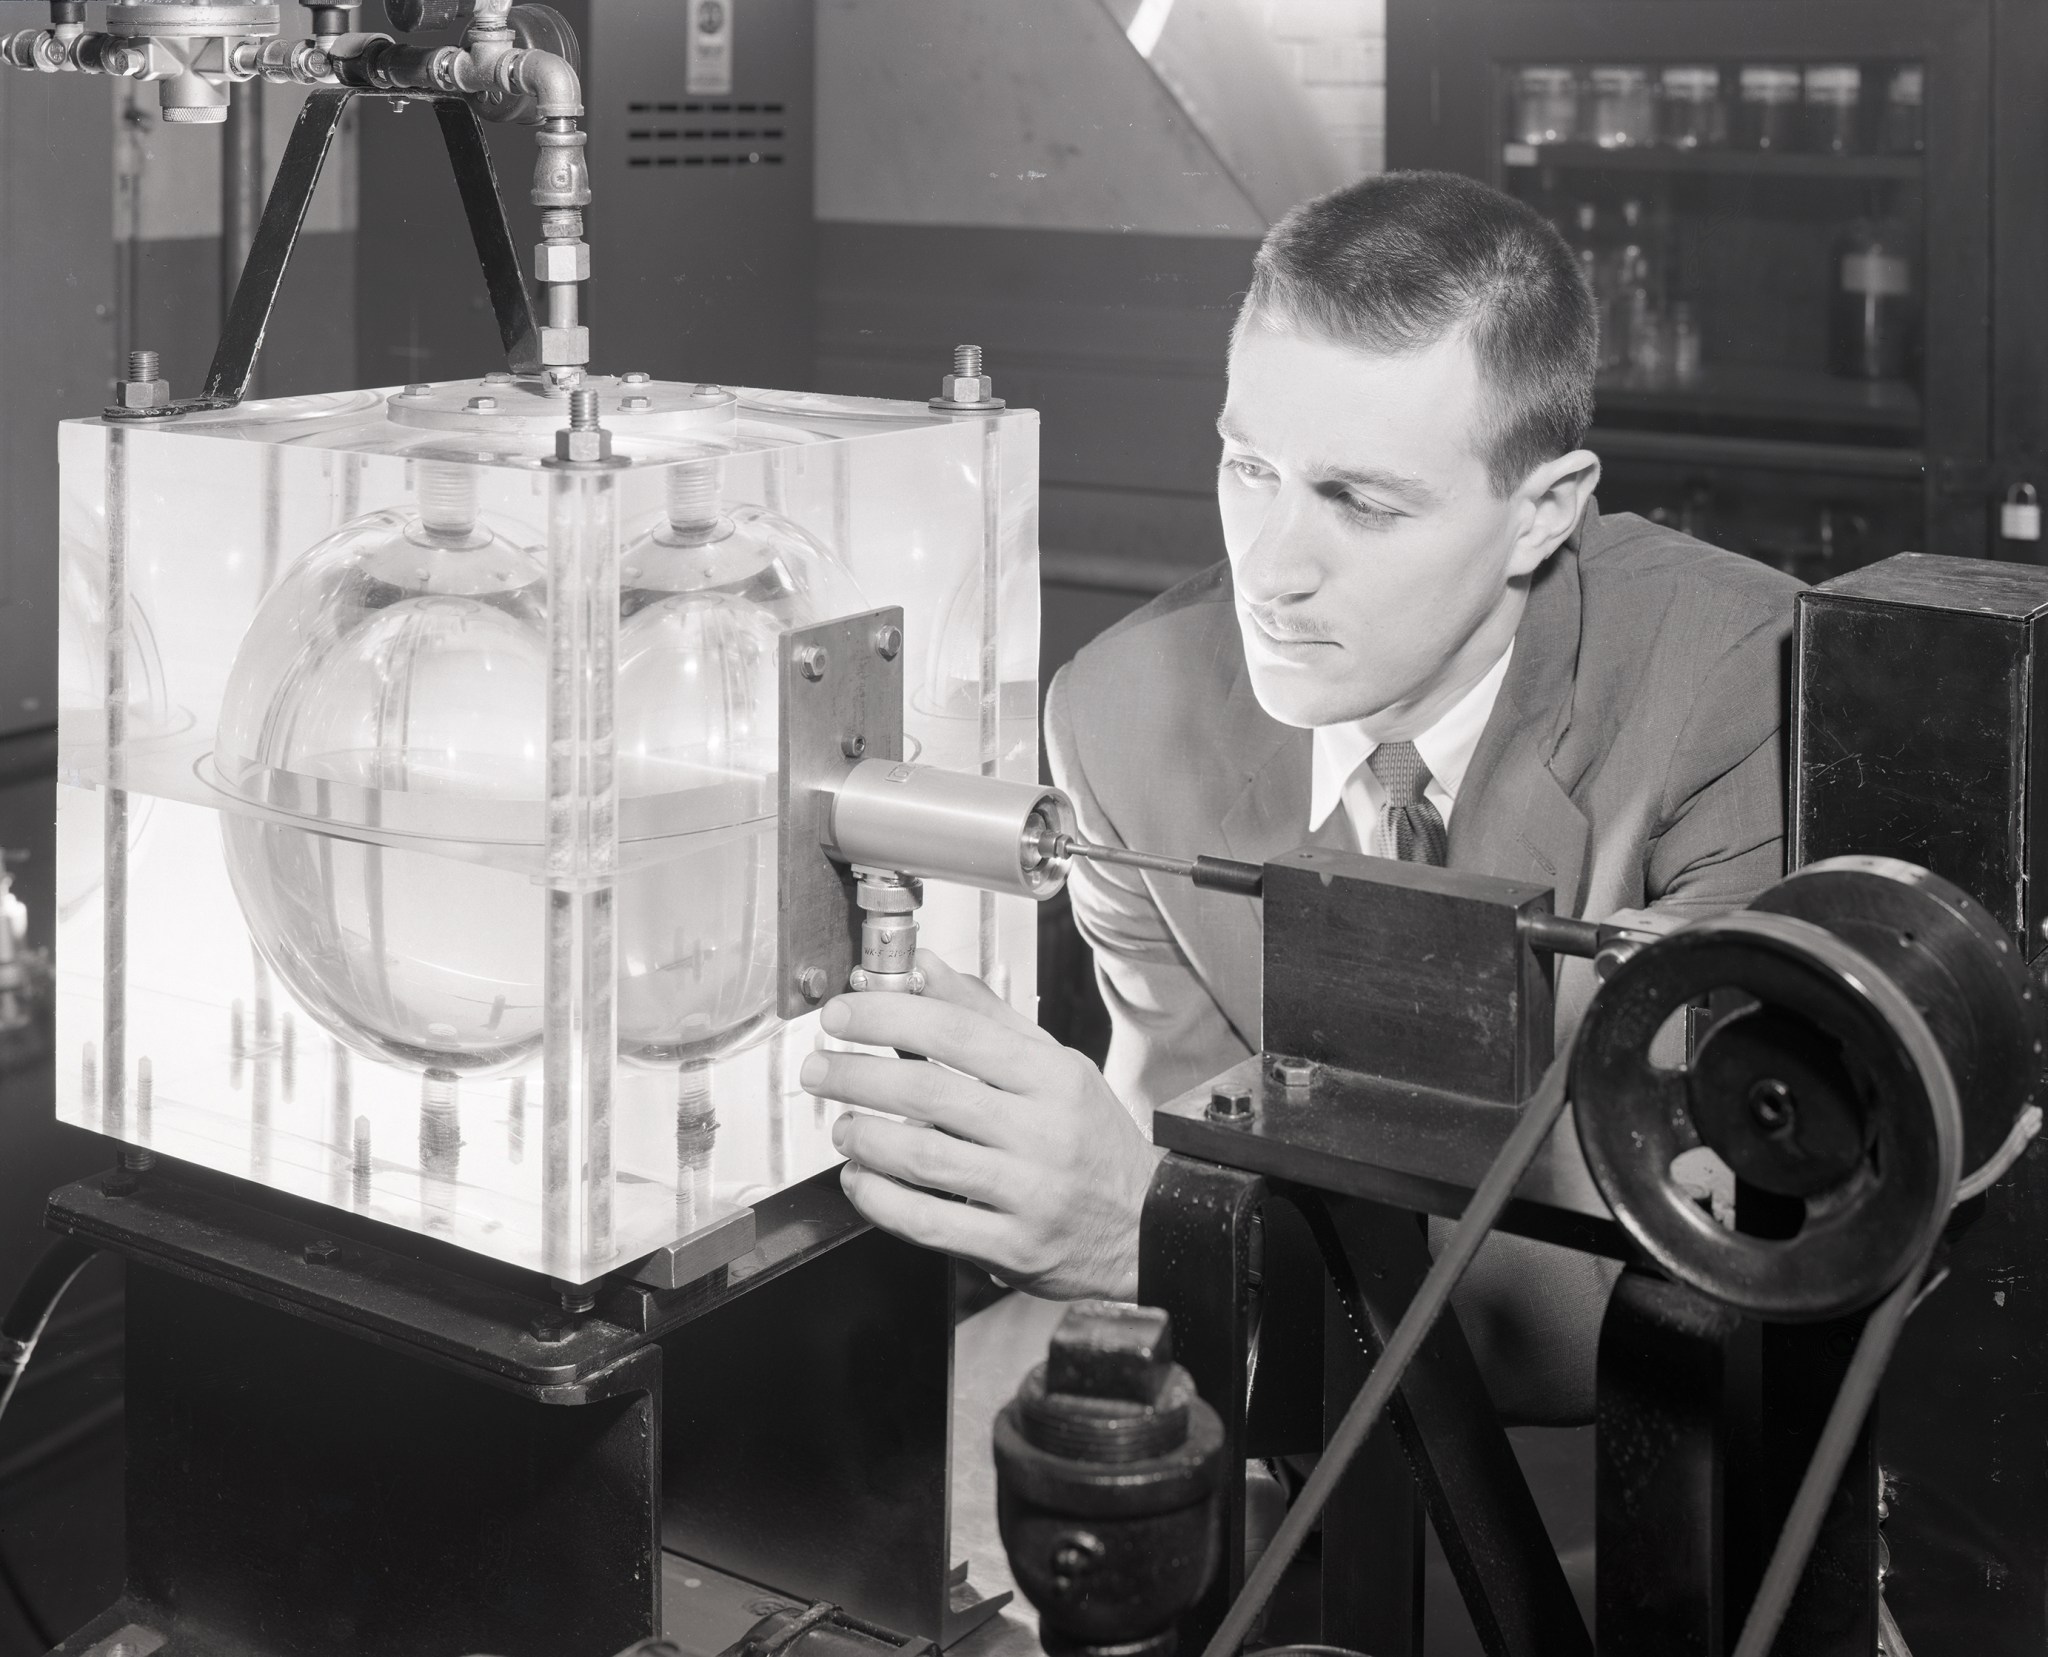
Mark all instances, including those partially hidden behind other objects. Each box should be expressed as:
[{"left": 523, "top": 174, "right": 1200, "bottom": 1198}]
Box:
[
  {"left": 1794, "top": 551, "right": 2048, "bottom": 952},
  {"left": 627, "top": 1205, "right": 756, "bottom": 1291},
  {"left": 777, "top": 607, "right": 905, "bottom": 1017},
  {"left": 1261, "top": 848, "right": 1554, "bottom": 1107}
]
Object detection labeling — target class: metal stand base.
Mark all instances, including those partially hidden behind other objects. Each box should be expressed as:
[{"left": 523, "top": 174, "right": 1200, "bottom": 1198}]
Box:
[{"left": 42, "top": 1161, "right": 1005, "bottom": 1656}]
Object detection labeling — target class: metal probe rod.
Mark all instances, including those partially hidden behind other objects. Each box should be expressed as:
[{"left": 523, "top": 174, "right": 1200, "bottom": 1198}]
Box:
[{"left": 1045, "top": 834, "right": 1266, "bottom": 897}]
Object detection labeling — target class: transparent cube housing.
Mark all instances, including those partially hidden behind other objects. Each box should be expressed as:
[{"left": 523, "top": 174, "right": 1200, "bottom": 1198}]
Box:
[{"left": 55, "top": 379, "right": 1040, "bottom": 1282}]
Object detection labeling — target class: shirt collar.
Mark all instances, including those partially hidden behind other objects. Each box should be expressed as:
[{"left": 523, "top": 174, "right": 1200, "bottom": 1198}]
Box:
[{"left": 1307, "top": 643, "right": 1516, "bottom": 831}]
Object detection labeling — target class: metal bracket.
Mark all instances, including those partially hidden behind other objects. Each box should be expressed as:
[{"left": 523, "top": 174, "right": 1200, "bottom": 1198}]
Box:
[
  {"left": 777, "top": 608, "right": 906, "bottom": 1019},
  {"left": 627, "top": 1205, "right": 757, "bottom": 1292},
  {"left": 106, "top": 87, "right": 543, "bottom": 421}
]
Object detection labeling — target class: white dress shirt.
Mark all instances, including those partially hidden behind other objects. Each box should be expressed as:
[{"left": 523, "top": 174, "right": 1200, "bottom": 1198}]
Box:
[{"left": 1307, "top": 645, "right": 1515, "bottom": 857}]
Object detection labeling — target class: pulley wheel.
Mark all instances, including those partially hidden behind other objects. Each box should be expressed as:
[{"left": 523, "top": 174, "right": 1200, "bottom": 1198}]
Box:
[
  {"left": 383, "top": 0, "right": 469, "bottom": 32},
  {"left": 1573, "top": 910, "right": 1961, "bottom": 1322},
  {"left": 1750, "top": 856, "right": 2043, "bottom": 1186}
]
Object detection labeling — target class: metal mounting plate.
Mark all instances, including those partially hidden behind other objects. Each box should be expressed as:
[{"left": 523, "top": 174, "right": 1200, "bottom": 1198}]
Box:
[{"left": 778, "top": 608, "right": 906, "bottom": 1018}]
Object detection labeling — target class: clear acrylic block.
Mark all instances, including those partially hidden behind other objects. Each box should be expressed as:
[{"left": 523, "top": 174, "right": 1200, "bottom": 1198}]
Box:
[{"left": 55, "top": 379, "right": 1040, "bottom": 1282}]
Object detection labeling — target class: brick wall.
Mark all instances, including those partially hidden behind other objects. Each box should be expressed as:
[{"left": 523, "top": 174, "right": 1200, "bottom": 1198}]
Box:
[{"left": 1256, "top": 0, "right": 1386, "bottom": 179}]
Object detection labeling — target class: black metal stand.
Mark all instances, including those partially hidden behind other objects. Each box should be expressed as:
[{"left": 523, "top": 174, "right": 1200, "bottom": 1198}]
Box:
[
  {"left": 43, "top": 1162, "right": 1006, "bottom": 1657},
  {"left": 122, "top": 86, "right": 543, "bottom": 421}
]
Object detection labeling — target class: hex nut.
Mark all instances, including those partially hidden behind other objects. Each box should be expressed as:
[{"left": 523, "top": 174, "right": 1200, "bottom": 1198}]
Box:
[
  {"left": 302, "top": 1238, "right": 340, "bottom": 1265},
  {"left": 621, "top": 394, "right": 652, "bottom": 411},
  {"left": 798, "top": 967, "right": 830, "bottom": 1002},
  {"left": 1207, "top": 1084, "right": 1255, "bottom": 1123},
  {"left": 797, "top": 645, "right": 828, "bottom": 682},
  {"left": 1269, "top": 1055, "right": 1316, "bottom": 1090},
  {"left": 538, "top": 325, "right": 591, "bottom": 366},
  {"left": 938, "top": 373, "right": 990, "bottom": 403},
  {"left": 466, "top": 395, "right": 497, "bottom": 412},
  {"left": 621, "top": 370, "right": 652, "bottom": 384},
  {"left": 533, "top": 240, "right": 591, "bottom": 284},
  {"left": 873, "top": 623, "right": 903, "bottom": 661},
  {"left": 554, "top": 425, "right": 614, "bottom": 463},
  {"left": 116, "top": 377, "right": 170, "bottom": 410}
]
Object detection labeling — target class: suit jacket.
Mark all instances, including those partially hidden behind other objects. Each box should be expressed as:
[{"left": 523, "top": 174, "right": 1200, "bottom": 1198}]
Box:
[{"left": 1045, "top": 505, "right": 1800, "bottom": 1421}]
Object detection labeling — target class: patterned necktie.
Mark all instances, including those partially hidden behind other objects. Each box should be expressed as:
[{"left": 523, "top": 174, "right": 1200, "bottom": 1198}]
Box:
[{"left": 1367, "top": 740, "right": 1449, "bottom": 866}]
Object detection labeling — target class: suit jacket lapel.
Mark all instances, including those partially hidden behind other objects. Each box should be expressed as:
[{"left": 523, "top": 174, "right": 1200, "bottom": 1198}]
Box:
[
  {"left": 1449, "top": 520, "right": 1593, "bottom": 915},
  {"left": 1187, "top": 656, "right": 1307, "bottom": 1045}
]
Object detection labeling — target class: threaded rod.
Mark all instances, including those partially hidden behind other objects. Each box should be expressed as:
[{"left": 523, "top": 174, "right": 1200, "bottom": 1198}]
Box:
[
  {"left": 953, "top": 343, "right": 982, "bottom": 377},
  {"left": 126, "top": 349, "right": 159, "bottom": 382},
  {"left": 568, "top": 388, "right": 600, "bottom": 429}
]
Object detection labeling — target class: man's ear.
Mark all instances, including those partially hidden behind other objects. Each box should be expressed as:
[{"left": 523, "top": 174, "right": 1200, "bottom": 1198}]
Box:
[{"left": 1505, "top": 448, "right": 1602, "bottom": 578}]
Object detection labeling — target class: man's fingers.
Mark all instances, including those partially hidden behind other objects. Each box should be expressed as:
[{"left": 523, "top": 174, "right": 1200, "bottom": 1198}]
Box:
[
  {"left": 804, "top": 1050, "right": 1007, "bottom": 1143},
  {"left": 834, "top": 1112, "right": 1005, "bottom": 1204},
  {"left": 912, "top": 952, "right": 1054, "bottom": 1044},
  {"left": 839, "top": 1161, "right": 1010, "bottom": 1265},
  {"left": 820, "top": 987, "right": 1060, "bottom": 1095}
]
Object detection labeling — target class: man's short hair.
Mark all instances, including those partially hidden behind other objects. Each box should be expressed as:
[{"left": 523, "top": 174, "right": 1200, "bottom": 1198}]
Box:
[{"left": 1236, "top": 170, "right": 1597, "bottom": 496}]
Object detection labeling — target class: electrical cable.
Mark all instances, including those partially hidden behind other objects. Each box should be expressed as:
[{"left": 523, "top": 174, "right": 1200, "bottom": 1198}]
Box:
[
  {"left": 1196, "top": 1053, "right": 1575, "bottom": 1657},
  {"left": 0, "top": 1236, "right": 99, "bottom": 1433}
]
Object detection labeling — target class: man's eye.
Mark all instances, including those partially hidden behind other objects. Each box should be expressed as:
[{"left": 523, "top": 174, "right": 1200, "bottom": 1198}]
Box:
[
  {"left": 1336, "top": 494, "right": 1399, "bottom": 528},
  {"left": 1221, "top": 456, "right": 1273, "bottom": 485}
]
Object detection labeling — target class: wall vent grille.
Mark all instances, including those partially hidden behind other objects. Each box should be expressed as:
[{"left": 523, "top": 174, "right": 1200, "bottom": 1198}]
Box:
[{"left": 624, "top": 101, "right": 787, "bottom": 168}]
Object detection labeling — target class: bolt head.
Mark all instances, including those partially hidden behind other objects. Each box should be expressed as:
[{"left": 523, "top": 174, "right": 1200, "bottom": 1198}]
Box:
[
  {"left": 798, "top": 967, "right": 829, "bottom": 1002},
  {"left": 797, "top": 645, "right": 829, "bottom": 682},
  {"left": 554, "top": 425, "right": 614, "bottom": 463},
  {"left": 1269, "top": 1055, "right": 1315, "bottom": 1089},
  {"left": 1207, "top": 1084, "right": 1255, "bottom": 1123},
  {"left": 1047, "top": 1301, "right": 1174, "bottom": 1401},
  {"left": 538, "top": 324, "right": 592, "bottom": 367},
  {"left": 846, "top": 967, "right": 871, "bottom": 993},
  {"left": 529, "top": 1311, "right": 573, "bottom": 1344},
  {"left": 621, "top": 370, "right": 652, "bottom": 384},
  {"left": 841, "top": 732, "right": 867, "bottom": 759},
  {"left": 484, "top": 370, "right": 515, "bottom": 384},
  {"left": 302, "top": 1238, "right": 340, "bottom": 1265},
  {"left": 872, "top": 623, "right": 903, "bottom": 661},
  {"left": 532, "top": 239, "right": 591, "bottom": 285},
  {"left": 466, "top": 395, "right": 497, "bottom": 411},
  {"left": 402, "top": 382, "right": 431, "bottom": 397},
  {"left": 621, "top": 394, "right": 652, "bottom": 411}
]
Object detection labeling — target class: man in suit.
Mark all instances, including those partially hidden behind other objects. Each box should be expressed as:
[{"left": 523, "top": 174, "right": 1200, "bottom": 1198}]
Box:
[{"left": 799, "top": 172, "right": 1797, "bottom": 1419}]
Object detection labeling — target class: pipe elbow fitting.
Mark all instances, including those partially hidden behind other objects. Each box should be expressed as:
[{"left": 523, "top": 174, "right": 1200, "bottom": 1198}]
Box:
[{"left": 512, "top": 47, "right": 580, "bottom": 120}]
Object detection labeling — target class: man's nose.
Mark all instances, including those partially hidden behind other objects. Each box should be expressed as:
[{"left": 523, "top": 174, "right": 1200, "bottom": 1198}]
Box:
[{"left": 1232, "top": 488, "right": 1322, "bottom": 607}]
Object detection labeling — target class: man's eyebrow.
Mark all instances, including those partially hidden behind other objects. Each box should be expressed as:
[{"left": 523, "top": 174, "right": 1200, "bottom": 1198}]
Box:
[
  {"left": 1314, "top": 463, "right": 1440, "bottom": 507},
  {"left": 1215, "top": 412, "right": 1249, "bottom": 444}
]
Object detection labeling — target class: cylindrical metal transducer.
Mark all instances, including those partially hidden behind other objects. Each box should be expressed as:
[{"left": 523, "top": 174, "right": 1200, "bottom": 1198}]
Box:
[{"left": 828, "top": 759, "right": 1076, "bottom": 899}]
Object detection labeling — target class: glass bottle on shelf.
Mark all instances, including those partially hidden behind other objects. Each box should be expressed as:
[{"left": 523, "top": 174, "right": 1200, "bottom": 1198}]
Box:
[
  {"left": 1734, "top": 65, "right": 1801, "bottom": 150},
  {"left": 1803, "top": 65, "right": 1863, "bottom": 155},
  {"left": 1586, "top": 65, "right": 1655, "bottom": 149},
  {"left": 1612, "top": 199, "right": 1672, "bottom": 382},
  {"left": 1514, "top": 65, "right": 1580, "bottom": 145},
  {"left": 1881, "top": 66, "right": 1924, "bottom": 155},
  {"left": 1830, "top": 220, "right": 1915, "bottom": 381},
  {"left": 1671, "top": 301, "right": 1703, "bottom": 385},
  {"left": 1659, "top": 66, "right": 1724, "bottom": 149},
  {"left": 1569, "top": 203, "right": 1625, "bottom": 374}
]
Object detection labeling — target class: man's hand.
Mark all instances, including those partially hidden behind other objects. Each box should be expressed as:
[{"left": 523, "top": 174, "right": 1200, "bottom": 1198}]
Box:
[{"left": 798, "top": 950, "right": 1166, "bottom": 1300}]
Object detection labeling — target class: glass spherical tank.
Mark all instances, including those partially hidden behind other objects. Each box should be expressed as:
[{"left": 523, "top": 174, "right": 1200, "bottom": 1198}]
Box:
[
  {"left": 613, "top": 457, "right": 870, "bottom": 1068},
  {"left": 217, "top": 464, "right": 551, "bottom": 1075},
  {"left": 216, "top": 457, "right": 868, "bottom": 1082}
]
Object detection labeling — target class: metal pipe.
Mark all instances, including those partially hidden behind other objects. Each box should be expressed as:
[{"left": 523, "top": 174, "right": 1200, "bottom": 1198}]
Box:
[{"left": 221, "top": 74, "right": 262, "bottom": 338}]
